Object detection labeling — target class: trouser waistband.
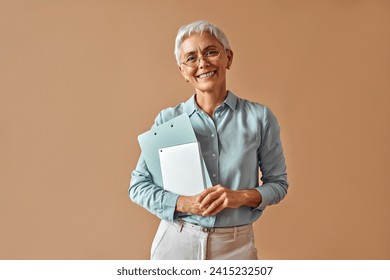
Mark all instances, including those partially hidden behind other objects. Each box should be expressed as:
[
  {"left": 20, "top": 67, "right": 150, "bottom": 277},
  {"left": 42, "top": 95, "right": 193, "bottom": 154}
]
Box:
[{"left": 172, "top": 220, "right": 253, "bottom": 234}]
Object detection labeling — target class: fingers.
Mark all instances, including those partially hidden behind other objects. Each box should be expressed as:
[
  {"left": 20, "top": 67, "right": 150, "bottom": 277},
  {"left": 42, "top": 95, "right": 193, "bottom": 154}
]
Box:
[
  {"left": 204, "top": 200, "right": 226, "bottom": 216},
  {"left": 191, "top": 185, "right": 241, "bottom": 217},
  {"left": 196, "top": 186, "right": 220, "bottom": 203},
  {"left": 199, "top": 187, "right": 224, "bottom": 208},
  {"left": 201, "top": 195, "right": 226, "bottom": 216},
  {"left": 197, "top": 185, "right": 230, "bottom": 216},
  {"left": 178, "top": 186, "right": 231, "bottom": 216}
]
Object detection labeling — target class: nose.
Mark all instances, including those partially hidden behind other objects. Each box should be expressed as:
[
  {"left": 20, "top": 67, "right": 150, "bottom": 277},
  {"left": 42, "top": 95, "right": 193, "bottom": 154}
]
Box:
[{"left": 197, "top": 56, "right": 210, "bottom": 68}]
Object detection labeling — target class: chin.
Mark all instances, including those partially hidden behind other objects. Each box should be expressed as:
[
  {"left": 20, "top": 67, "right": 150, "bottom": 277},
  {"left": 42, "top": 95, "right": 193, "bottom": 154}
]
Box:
[
  {"left": 201, "top": 81, "right": 225, "bottom": 91},
  {"left": 195, "top": 85, "right": 215, "bottom": 93}
]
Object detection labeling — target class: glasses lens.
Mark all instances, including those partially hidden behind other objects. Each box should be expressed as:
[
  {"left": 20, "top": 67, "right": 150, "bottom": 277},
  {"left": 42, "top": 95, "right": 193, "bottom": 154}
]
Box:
[{"left": 184, "top": 51, "right": 222, "bottom": 67}]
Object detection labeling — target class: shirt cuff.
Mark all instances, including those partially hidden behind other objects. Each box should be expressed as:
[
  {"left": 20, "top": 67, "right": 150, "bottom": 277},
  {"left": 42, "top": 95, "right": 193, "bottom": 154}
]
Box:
[
  {"left": 254, "top": 186, "right": 273, "bottom": 210},
  {"left": 163, "top": 192, "right": 181, "bottom": 221}
]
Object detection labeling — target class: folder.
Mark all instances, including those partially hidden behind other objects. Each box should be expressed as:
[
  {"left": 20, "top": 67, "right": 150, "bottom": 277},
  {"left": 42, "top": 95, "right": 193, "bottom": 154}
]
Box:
[
  {"left": 137, "top": 113, "right": 212, "bottom": 191},
  {"left": 159, "top": 142, "right": 207, "bottom": 196}
]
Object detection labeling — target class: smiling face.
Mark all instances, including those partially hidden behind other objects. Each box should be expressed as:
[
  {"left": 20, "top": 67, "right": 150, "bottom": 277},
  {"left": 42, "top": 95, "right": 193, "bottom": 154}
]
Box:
[{"left": 178, "top": 32, "right": 233, "bottom": 95}]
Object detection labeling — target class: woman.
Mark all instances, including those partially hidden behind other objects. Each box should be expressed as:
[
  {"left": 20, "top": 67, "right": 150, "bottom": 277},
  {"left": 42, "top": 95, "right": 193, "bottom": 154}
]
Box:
[{"left": 129, "top": 20, "right": 288, "bottom": 260}]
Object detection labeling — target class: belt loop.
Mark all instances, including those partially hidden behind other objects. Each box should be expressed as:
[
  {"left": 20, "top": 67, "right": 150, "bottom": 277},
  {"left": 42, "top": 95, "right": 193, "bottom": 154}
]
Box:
[
  {"left": 233, "top": 227, "right": 237, "bottom": 240},
  {"left": 179, "top": 220, "right": 184, "bottom": 232}
]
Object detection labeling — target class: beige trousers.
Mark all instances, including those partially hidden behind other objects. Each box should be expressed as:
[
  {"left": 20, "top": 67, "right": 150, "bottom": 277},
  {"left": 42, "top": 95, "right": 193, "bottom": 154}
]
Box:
[{"left": 150, "top": 220, "right": 258, "bottom": 260}]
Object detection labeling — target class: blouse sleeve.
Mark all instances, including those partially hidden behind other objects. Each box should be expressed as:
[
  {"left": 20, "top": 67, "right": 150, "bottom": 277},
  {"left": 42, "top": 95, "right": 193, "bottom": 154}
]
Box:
[
  {"left": 254, "top": 107, "right": 289, "bottom": 210},
  {"left": 128, "top": 112, "right": 180, "bottom": 221}
]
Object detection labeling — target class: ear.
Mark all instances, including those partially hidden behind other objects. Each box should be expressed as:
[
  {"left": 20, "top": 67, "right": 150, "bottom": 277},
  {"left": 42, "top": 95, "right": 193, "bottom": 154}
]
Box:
[
  {"left": 178, "top": 65, "right": 189, "bottom": 82},
  {"left": 226, "top": 49, "right": 234, "bottom": 69}
]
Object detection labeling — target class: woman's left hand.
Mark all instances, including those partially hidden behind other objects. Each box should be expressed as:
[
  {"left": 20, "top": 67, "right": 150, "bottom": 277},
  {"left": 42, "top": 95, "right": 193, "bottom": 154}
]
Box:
[{"left": 196, "top": 185, "right": 261, "bottom": 216}]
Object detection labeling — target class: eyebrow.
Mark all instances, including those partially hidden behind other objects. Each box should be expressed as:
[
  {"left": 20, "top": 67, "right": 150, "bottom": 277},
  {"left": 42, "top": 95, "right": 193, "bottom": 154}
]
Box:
[{"left": 183, "top": 45, "right": 219, "bottom": 56}]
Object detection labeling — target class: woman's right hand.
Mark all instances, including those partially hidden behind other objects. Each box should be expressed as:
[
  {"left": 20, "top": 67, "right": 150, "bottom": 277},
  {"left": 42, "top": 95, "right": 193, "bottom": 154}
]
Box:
[{"left": 175, "top": 194, "right": 204, "bottom": 215}]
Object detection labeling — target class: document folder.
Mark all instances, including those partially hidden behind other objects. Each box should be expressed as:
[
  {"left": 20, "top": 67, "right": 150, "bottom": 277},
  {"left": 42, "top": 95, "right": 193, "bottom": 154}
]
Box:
[
  {"left": 137, "top": 113, "right": 212, "bottom": 190},
  {"left": 159, "top": 142, "right": 207, "bottom": 196}
]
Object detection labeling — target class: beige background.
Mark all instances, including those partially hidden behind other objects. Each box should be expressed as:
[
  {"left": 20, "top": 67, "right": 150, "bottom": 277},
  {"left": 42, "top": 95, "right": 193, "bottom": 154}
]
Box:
[{"left": 1, "top": 0, "right": 389, "bottom": 259}]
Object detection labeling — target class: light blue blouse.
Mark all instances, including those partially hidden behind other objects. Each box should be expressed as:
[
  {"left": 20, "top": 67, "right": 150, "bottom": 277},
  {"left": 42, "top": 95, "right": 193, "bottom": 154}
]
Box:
[{"left": 129, "top": 91, "right": 288, "bottom": 228}]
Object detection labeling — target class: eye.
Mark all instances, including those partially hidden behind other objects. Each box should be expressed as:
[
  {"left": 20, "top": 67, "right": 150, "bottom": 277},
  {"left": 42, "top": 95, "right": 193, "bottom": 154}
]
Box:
[
  {"left": 205, "top": 50, "right": 219, "bottom": 57},
  {"left": 185, "top": 55, "right": 197, "bottom": 63}
]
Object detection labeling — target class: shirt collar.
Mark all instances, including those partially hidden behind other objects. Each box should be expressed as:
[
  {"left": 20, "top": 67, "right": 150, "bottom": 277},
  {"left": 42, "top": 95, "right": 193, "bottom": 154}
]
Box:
[
  {"left": 224, "top": 90, "right": 238, "bottom": 111},
  {"left": 183, "top": 95, "right": 197, "bottom": 117},
  {"left": 182, "top": 90, "right": 238, "bottom": 117}
]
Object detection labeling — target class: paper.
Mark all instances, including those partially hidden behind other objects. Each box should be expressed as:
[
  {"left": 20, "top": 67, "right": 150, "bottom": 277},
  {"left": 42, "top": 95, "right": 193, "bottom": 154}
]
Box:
[{"left": 159, "top": 142, "right": 206, "bottom": 196}]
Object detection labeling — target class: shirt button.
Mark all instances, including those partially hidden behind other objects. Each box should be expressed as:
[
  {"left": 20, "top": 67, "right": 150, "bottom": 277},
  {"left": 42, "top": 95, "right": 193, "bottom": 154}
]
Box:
[
  {"left": 211, "top": 153, "right": 216, "bottom": 158},
  {"left": 212, "top": 174, "right": 216, "bottom": 178},
  {"left": 211, "top": 134, "right": 215, "bottom": 138}
]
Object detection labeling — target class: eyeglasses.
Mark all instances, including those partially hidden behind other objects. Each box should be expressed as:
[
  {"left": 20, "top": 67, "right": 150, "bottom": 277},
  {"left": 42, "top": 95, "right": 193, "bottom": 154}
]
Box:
[{"left": 180, "top": 50, "right": 224, "bottom": 68}]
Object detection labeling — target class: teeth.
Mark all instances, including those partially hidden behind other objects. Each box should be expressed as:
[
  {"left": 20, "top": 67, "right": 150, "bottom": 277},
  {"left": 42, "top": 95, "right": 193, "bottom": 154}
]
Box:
[{"left": 198, "top": 71, "right": 215, "bottom": 78}]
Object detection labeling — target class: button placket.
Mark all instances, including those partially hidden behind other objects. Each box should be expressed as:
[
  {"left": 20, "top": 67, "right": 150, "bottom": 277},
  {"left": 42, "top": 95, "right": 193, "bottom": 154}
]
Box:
[
  {"left": 202, "top": 113, "right": 219, "bottom": 185},
  {"left": 210, "top": 129, "right": 219, "bottom": 182}
]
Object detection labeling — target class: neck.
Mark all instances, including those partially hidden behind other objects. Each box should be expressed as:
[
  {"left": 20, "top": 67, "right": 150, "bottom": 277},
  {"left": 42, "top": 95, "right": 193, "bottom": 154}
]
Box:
[{"left": 195, "top": 88, "right": 228, "bottom": 117}]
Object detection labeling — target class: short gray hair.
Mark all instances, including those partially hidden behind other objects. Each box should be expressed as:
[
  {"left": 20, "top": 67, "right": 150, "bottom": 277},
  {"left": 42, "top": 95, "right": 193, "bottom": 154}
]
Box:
[{"left": 174, "top": 20, "right": 231, "bottom": 65}]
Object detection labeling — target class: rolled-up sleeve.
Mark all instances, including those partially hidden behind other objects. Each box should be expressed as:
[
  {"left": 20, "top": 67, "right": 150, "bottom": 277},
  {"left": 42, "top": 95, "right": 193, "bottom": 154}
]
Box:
[{"left": 254, "top": 107, "right": 288, "bottom": 210}]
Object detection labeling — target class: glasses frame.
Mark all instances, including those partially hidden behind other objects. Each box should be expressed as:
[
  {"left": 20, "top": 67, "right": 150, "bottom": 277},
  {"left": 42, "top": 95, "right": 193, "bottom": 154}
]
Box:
[{"left": 179, "top": 50, "right": 225, "bottom": 68}]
